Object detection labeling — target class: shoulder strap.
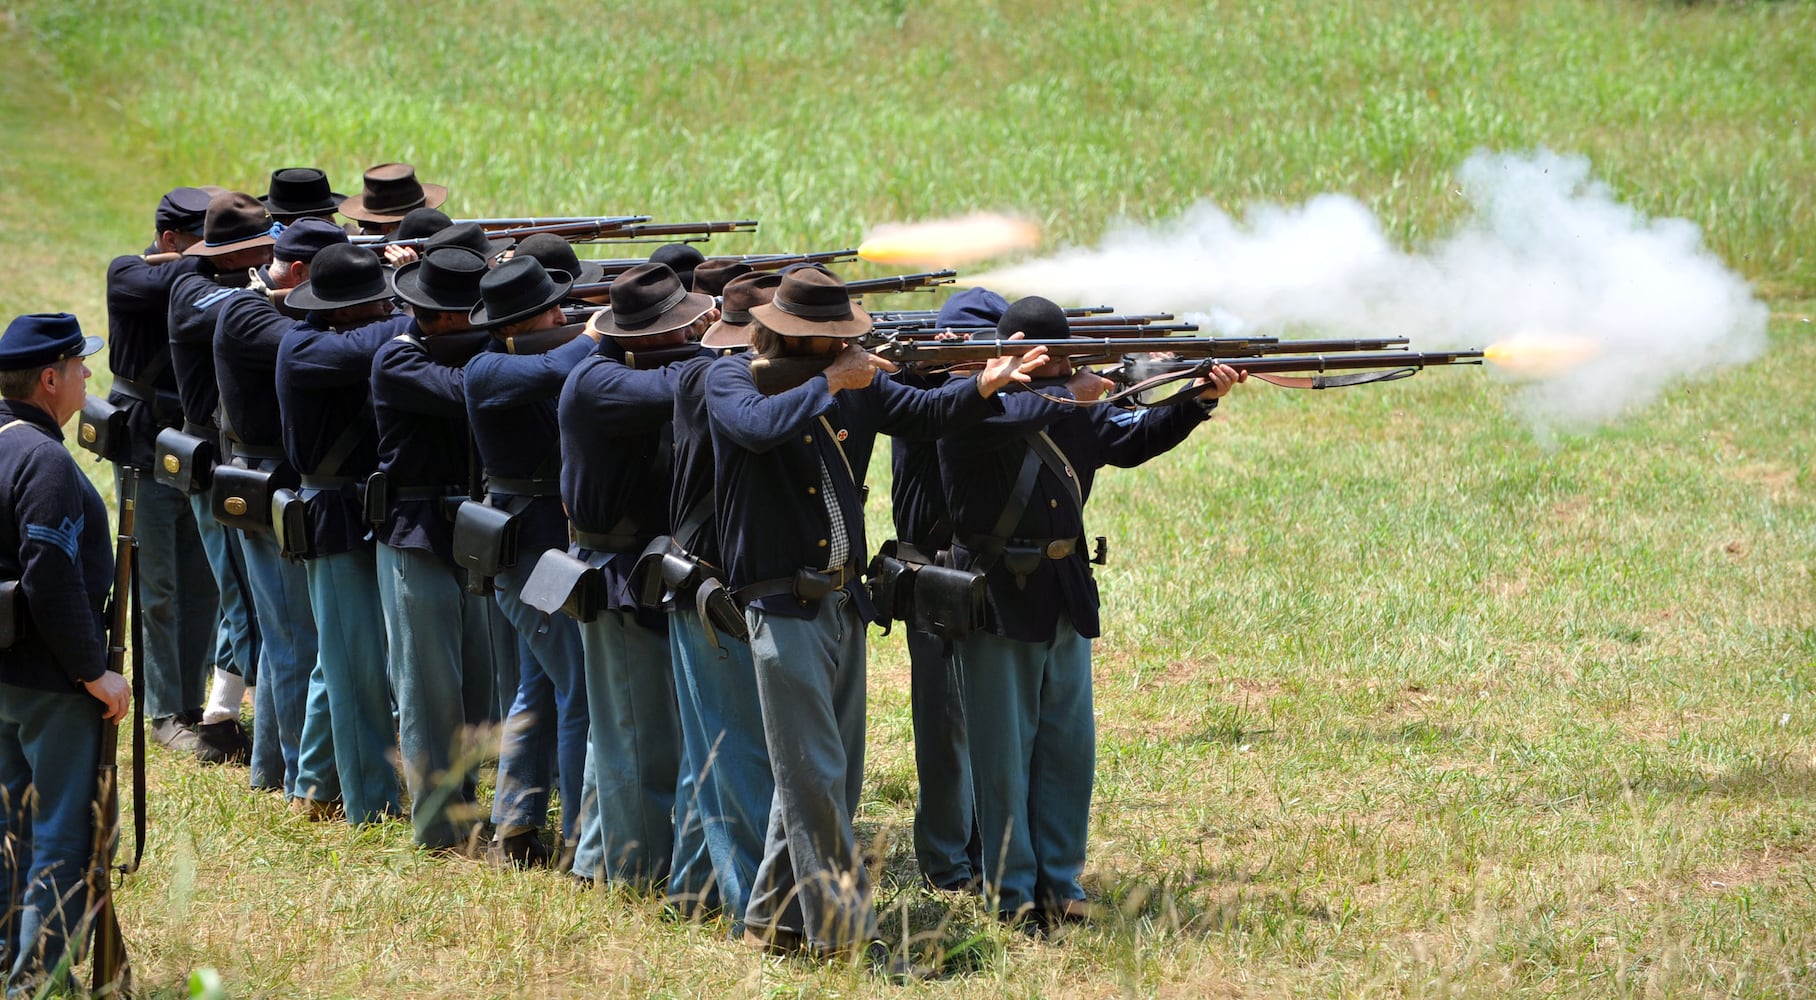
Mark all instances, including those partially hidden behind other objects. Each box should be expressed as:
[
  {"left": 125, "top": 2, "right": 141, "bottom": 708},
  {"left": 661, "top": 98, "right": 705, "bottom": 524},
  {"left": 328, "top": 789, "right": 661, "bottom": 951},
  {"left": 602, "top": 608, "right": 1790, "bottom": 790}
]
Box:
[
  {"left": 312, "top": 409, "right": 369, "bottom": 478},
  {"left": 0, "top": 419, "right": 27, "bottom": 436},
  {"left": 1027, "top": 429, "right": 1084, "bottom": 512},
  {"left": 817, "top": 415, "right": 856, "bottom": 485}
]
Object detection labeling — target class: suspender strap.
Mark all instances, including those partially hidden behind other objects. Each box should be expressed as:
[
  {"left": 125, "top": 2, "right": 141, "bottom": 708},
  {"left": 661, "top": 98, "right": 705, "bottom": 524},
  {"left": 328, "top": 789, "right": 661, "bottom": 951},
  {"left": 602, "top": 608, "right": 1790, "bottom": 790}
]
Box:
[{"left": 310, "top": 414, "right": 368, "bottom": 480}]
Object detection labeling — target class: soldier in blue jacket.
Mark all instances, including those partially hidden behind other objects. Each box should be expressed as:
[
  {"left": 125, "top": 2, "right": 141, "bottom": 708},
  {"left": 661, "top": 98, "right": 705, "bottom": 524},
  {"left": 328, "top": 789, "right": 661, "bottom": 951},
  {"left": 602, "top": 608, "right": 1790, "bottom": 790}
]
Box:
[
  {"left": 937, "top": 296, "right": 1242, "bottom": 929},
  {"left": 165, "top": 192, "right": 277, "bottom": 763},
  {"left": 707, "top": 266, "right": 1044, "bottom": 960},
  {"left": 464, "top": 258, "right": 603, "bottom": 873},
  {"left": 374, "top": 246, "right": 514, "bottom": 852},
  {"left": 102, "top": 187, "right": 229, "bottom": 763},
  {"left": 276, "top": 244, "right": 413, "bottom": 824},
  {"left": 214, "top": 219, "right": 349, "bottom": 798},
  {"left": 667, "top": 272, "right": 779, "bottom": 925},
  {"left": 0, "top": 314, "right": 129, "bottom": 997},
  {"left": 556, "top": 262, "right": 713, "bottom": 892}
]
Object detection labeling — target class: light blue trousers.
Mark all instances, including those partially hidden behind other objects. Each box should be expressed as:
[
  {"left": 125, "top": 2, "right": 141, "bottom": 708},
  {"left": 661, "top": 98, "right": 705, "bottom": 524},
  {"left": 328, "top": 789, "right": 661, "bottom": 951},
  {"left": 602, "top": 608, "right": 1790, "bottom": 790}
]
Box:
[
  {"left": 124, "top": 473, "right": 220, "bottom": 717},
  {"left": 576, "top": 611, "right": 683, "bottom": 888},
  {"left": 743, "top": 592, "right": 877, "bottom": 954},
  {"left": 237, "top": 529, "right": 325, "bottom": 799},
  {"left": 908, "top": 627, "right": 980, "bottom": 889},
  {"left": 376, "top": 543, "right": 509, "bottom": 848},
  {"left": 669, "top": 608, "right": 769, "bottom": 923},
  {"left": 303, "top": 547, "right": 400, "bottom": 823},
  {"left": 959, "top": 623, "right": 1094, "bottom": 917}
]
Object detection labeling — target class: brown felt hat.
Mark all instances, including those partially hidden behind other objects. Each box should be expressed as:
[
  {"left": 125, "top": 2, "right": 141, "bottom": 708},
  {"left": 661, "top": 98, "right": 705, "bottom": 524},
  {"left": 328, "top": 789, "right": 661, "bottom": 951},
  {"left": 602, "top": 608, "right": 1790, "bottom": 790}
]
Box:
[
  {"left": 182, "top": 191, "right": 279, "bottom": 258},
  {"left": 747, "top": 265, "right": 870, "bottom": 339},
  {"left": 585, "top": 263, "right": 713, "bottom": 338},
  {"left": 700, "top": 272, "right": 782, "bottom": 349},
  {"left": 690, "top": 258, "right": 753, "bottom": 297},
  {"left": 338, "top": 163, "right": 449, "bottom": 223}
]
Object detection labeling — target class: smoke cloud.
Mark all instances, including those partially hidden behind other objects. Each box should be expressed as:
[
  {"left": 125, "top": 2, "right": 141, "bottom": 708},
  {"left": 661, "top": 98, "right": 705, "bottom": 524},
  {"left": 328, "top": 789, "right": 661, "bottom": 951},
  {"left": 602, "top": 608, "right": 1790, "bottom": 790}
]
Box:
[{"left": 964, "top": 150, "right": 1768, "bottom": 433}]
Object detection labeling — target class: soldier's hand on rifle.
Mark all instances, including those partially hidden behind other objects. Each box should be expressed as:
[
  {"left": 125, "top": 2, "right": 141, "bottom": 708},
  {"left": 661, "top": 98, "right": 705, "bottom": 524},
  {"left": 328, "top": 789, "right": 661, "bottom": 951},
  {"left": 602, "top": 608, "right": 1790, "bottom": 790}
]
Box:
[
  {"left": 84, "top": 670, "right": 130, "bottom": 723},
  {"left": 383, "top": 244, "right": 420, "bottom": 268},
  {"left": 1193, "top": 362, "right": 1247, "bottom": 399},
  {"left": 824, "top": 344, "right": 896, "bottom": 393},
  {"left": 1067, "top": 368, "right": 1114, "bottom": 402},
  {"left": 975, "top": 339, "right": 1050, "bottom": 397}
]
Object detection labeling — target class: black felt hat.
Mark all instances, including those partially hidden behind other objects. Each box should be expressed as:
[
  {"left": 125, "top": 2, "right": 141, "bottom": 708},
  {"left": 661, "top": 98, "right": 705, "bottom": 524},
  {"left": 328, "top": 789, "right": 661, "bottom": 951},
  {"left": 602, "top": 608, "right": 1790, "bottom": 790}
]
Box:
[
  {"left": 648, "top": 243, "right": 706, "bottom": 290},
  {"left": 748, "top": 265, "right": 871, "bottom": 339},
  {"left": 586, "top": 263, "right": 713, "bottom": 338},
  {"left": 992, "top": 295, "right": 1071, "bottom": 341},
  {"left": 387, "top": 207, "right": 454, "bottom": 244},
  {"left": 426, "top": 223, "right": 512, "bottom": 261},
  {"left": 392, "top": 247, "right": 490, "bottom": 312},
  {"left": 284, "top": 244, "right": 392, "bottom": 312},
  {"left": 259, "top": 167, "right": 346, "bottom": 220},
  {"left": 470, "top": 258, "right": 573, "bottom": 329},
  {"left": 514, "top": 233, "right": 606, "bottom": 285}
]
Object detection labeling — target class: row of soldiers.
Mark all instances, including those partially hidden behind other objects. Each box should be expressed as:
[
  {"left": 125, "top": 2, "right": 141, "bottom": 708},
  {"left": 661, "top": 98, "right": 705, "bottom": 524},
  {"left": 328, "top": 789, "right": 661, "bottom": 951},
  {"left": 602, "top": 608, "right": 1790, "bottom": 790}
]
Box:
[{"left": 92, "top": 164, "right": 1243, "bottom": 969}]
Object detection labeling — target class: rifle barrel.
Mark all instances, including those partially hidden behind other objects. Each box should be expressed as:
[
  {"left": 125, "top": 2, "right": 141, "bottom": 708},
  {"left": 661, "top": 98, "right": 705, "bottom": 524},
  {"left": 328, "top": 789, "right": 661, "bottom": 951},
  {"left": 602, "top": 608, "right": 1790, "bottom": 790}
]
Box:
[{"left": 846, "top": 270, "right": 959, "bottom": 295}]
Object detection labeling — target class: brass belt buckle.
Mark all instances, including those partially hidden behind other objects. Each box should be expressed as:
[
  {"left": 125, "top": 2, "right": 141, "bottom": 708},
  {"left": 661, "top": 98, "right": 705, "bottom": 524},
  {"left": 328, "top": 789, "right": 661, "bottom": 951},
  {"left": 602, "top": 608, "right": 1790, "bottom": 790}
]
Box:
[{"left": 1044, "top": 539, "right": 1074, "bottom": 559}]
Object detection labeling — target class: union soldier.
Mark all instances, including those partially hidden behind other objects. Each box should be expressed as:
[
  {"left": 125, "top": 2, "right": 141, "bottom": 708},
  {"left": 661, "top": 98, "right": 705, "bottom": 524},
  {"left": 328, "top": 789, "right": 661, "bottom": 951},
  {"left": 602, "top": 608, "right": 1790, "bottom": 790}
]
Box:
[
  {"left": 0, "top": 313, "right": 128, "bottom": 997},
  {"left": 556, "top": 263, "right": 713, "bottom": 893},
  {"left": 103, "top": 187, "right": 231, "bottom": 762},
  {"left": 165, "top": 192, "right": 276, "bottom": 764},
  {"left": 705, "top": 266, "right": 1043, "bottom": 960},
  {"left": 373, "top": 246, "right": 515, "bottom": 851},
  {"left": 214, "top": 219, "right": 349, "bottom": 794},
  {"left": 463, "top": 258, "right": 602, "bottom": 871},
  {"left": 895, "top": 287, "right": 1010, "bottom": 892},
  {"left": 935, "top": 296, "right": 1241, "bottom": 928},
  {"left": 275, "top": 243, "right": 413, "bottom": 824},
  {"left": 666, "top": 271, "right": 779, "bottom": 922}
]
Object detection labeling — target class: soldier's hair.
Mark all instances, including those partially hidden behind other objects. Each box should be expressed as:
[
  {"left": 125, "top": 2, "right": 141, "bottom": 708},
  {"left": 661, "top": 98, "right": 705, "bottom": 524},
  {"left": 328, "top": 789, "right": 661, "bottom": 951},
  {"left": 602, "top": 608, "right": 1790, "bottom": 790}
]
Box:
[
  {"left": 0, "top": 361, "right": 58, "bottom": 400},
  {"left": 750, "top": 321, "right": 783, "bottom": 359}
]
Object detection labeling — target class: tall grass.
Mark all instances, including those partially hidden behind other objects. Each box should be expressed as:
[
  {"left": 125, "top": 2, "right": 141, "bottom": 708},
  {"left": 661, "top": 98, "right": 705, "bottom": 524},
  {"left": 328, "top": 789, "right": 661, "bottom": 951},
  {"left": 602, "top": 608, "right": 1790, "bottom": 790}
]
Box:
[{"left": 1, "top": 0, "right": 1813, "bottom": 996}]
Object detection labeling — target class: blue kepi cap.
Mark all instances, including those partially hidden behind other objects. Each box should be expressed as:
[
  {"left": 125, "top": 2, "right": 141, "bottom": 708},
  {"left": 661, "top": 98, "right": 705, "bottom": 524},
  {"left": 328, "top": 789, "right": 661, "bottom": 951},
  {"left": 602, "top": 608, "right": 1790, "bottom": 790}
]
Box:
[{"left": 0, "top": 313, "right": 104, "bottom": 370}]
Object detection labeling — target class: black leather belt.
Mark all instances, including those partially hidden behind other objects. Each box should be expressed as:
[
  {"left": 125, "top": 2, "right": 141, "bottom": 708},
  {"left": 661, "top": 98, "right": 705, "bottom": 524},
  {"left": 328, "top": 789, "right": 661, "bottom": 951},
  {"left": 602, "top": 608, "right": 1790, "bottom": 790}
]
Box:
[
  {"left": 963, "top": 534, "right": 1078, "bottom": 559},
  {"left": 299, "top": 475, "right": 356, "bottom": 491},
  {"left": 184, "top": 420, "right": 217, "bottom": 439},
  {"left": 486, "top": 477, "right": 560, "bottom": 498},
  {"left": 734, "top": 563, "right": 861, "bottom": 604},
  {"left": 393, "top": 485, "right": 455, "bottom": 501}
]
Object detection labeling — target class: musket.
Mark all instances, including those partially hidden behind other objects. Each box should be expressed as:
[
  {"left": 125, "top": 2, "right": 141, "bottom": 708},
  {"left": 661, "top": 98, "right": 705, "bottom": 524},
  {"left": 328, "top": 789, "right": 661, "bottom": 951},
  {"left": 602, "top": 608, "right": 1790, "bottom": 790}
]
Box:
[
  {"left": 1095, "top": 349, "right": 1485, "bottom": 406},
  {"left": 459, "top": 216, "right": 630, "bottom": 230},
  {"left": 578, "top": 220, "right": 760, "bottom": 244},
  {"left": 140, "top": 252, "right": 183, "bottom": 265},
  {"left": 88, "top": 469, "right": 142, "bottom": 997},
  {"left": 352, "top": 215, "right": 651, "bottom": 249},
  {"left": 867, "top": 305, "right": 1115, "bottom": 323},
  {"left": 845, "top": 270, "right": 959, "bottom": 296}
]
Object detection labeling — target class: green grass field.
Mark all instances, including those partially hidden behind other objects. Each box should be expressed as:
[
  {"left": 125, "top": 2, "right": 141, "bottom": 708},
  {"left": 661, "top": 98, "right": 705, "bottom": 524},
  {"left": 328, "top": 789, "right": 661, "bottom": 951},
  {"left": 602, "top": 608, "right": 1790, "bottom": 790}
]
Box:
[{"left": 2, "top": 1, "right": 1814, "bottom": 996}]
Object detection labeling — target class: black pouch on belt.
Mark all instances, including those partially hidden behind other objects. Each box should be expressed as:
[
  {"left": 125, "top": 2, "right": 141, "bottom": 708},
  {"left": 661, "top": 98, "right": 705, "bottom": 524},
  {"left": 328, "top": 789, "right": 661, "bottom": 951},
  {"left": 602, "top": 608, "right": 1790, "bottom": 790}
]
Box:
[
  {"left": 77, "top": 394, "right": 129, "bottom": 464},
  {"left": 212, "top": 463, "right": 290, "bottom": 533},
  {"left": 152, "top": 426, "right": 216, "bottom": 494},
  {"left": 521, "top": 547, "right": 605, "bottom": 623},
  {"left": 910, "top": 563, "right": 987, "bottom": 641},
  {"left": 270, "top": 488, "right": 309, "bottom": 558},
  {"left": 451, "top": 499, "right": 522, "bottom": 595}
]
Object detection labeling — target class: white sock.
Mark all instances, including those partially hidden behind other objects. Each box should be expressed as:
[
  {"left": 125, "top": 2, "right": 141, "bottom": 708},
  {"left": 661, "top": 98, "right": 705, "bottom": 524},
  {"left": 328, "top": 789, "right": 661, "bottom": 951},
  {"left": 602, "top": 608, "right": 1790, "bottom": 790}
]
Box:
[{"left": 201, "top": 668, "right": 246, "bottom": 725}]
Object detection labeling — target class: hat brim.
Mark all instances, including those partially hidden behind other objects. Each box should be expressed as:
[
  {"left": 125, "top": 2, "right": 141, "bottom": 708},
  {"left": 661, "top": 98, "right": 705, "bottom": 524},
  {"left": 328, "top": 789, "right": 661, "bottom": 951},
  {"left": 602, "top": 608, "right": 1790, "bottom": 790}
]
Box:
[
  {"left": 261, "top": 192, "right": 349, "bottom": 218},
  {"left": 699, "top": 319, "right": 753, "bottom": 350},
  {"left": 468, "top": 272, "right": 575, "bottom": 329},
  {"left": 595, "top": 291, "right": 714, "bottom": 338},
  {"left": 182, "top": 233, "right": 278, "bottom": 258},
  {"left": 748, "top": 301, "right": 872, "bottom": 339},
  {"left": 566, "top": 261, "right": 608, "bottom": 286},
  {"left": 390, "top": 262, "right": 482, "bottom": 313},
  {"left": 284, "top": 279, "right": 395, "bottom": 314},
  {"left": 75, "top": 335, "right": 105, "bottom": 359},
  {"left": 338, "top": 183, "right": 450, "bottom": 224}
]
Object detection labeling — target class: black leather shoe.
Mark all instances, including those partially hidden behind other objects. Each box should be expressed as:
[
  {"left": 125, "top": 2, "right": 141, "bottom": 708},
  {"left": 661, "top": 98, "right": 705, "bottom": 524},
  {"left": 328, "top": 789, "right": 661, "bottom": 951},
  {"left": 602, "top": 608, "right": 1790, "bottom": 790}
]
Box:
[
  {"left": 151, "top": 714, "right": 202, "bottom": 754},
  {"left": 489, "top": 830, "right": 550, "bottom": 870},
  {"left": 193, "top": 719, "right": 252, "bottom": 765}
]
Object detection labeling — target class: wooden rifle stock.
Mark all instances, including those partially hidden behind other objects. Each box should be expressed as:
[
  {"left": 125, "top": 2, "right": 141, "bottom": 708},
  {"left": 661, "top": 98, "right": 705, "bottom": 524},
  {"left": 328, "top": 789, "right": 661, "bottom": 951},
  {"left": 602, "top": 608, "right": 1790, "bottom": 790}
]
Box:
[
  {"left": 499, "top": 322, "right": 588, "bottom": 356},
  {"left": 749, "top": 354, "right": 837, "bottom": 395},
  {"left": 88, "top": 474, "right": 136, "bottom": 997},
  {"left": 421, "top": 330, "right": 494, "bottom": 367},
  {"left": 845, "top": 270, "right": 958, "bottom": 295},
  {"left": 140, "top": 252, "right": 181, "bottom": 265}
]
